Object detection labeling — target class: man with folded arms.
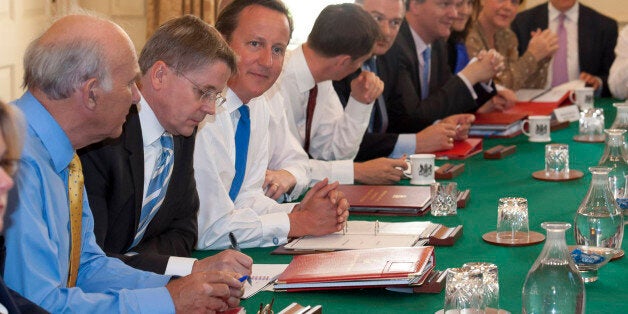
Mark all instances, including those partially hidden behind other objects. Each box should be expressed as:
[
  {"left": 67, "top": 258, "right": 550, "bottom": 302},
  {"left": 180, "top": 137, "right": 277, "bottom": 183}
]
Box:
[
  {"left": 5, "top": 14, "right": 243, "bottom": 313},
  {"left": 511, "top": 0, "right": 617, "bottom": 96},
  {"left": 194, "top": 0, "right": 349, "bottom": 250},
  {"left": 79, "top": 15, "right": 252, "bottom": 277},
  {"left": 380, "top": 0, "right": 503, "bottom": 135}
]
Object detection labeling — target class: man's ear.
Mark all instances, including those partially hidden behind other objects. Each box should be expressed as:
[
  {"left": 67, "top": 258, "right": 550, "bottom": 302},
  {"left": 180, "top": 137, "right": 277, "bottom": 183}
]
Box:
[
  {"left": 151, "top": 60, "right": 168, "bottom": 89},
  {"left": 335, "top": 55, "right": 353, "bottom": 68},
  {"left": 81, "top": 78, "right": 98, "bottom": 111}
]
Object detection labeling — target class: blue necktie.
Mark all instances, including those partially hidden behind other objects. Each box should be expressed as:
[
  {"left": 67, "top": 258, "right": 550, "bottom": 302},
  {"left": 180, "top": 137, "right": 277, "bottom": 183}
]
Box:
[
  {"left": 229, "top": 105, "right": 250, "bottom": 201},
  {"left": 130, "top": 132, "right": 174, "bottom": 249},
  {"left": 454, "top": 43, "right": 470, "bottom": 74},
  {"left": 362, "top": 57, "right": 388, "bottom": 133},
  {"left": 422, "top": 46, "right": 431, "bottom": 100}
]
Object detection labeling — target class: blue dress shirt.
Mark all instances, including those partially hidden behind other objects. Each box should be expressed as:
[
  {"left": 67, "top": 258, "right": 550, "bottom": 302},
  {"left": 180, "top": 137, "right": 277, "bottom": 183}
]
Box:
[{"left": 4, "top": 92, "right": 175, "bottom": 313}]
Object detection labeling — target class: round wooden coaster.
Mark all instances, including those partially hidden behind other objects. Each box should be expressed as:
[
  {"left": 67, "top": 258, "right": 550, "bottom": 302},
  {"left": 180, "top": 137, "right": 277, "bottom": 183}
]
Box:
[
  {"left": 611, "top": 249, "right": 625, "bottom": 261},
  {"left": 482, "top": 231, "right": 545, "bottom": 247},
  {"left": 532, "top": 170, "right": 584, "bottom": 181},
  {"left": 573, "top": 134, "right": 605, "bottom": 143}
]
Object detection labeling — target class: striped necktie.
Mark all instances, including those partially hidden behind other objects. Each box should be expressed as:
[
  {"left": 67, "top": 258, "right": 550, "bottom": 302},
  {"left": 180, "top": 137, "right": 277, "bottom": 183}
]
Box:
[
  {"left": 130, "top": 132, "right": 174, "bottom": 249},
  {"left": 229, "top": 105, "right": 250, "bottom": 201},
  {"left": 67, "top": 153, "right": 83, "bottom": 287}
]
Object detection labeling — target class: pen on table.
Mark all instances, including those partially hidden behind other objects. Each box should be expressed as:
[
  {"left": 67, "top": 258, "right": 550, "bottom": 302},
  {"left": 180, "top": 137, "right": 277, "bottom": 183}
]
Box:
[{"left": 229, "top": 232, "right": 252, "bottom": 285}]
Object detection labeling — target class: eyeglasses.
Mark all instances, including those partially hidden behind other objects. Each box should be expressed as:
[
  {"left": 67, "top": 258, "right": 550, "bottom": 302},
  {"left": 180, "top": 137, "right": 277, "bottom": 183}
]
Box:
[{"left": 174, "top": 68, "right": 226, "bottom": 108}]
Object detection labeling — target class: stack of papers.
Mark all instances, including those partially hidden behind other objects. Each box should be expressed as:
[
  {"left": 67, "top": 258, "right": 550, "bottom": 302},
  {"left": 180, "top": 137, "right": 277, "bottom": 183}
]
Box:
[{"left": 274, "top": 247, "right": 435, "bottom": 291}]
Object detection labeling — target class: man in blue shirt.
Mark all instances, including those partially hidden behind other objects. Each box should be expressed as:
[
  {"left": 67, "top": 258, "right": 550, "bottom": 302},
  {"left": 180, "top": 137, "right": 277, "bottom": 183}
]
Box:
[{"left": 4, "top": 14, "right": 243, "bottom": 313}]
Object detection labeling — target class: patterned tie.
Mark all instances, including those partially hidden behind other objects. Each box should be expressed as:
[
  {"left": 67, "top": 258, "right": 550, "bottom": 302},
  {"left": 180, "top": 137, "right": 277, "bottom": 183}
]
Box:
[
  {"left": 130, "top": 132, "right": 174, "bottom": 249},
  {"left": 229, "top": 105, "right": 250, "bottom": 201},
  {"left": 67, "top": 153, "right": 83, "bottom": 288},
  {"left": 422, "top": 46, "right": 432, "bottom": 99},
  {"left": 552, "top": 14, "right": 568, "bottom": 87},
  {"left": 303, "top": 86, "right": 318, "bottom": 157}
]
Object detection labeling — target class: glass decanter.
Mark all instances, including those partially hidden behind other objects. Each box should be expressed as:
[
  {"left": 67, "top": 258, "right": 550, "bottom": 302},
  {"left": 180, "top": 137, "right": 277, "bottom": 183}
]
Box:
[
  {"left": 610, "top": 102, "right": 628, "bottom": 130},
  {"left": 574, "top": 166, "right": 624, "bottom": 252},
  {"left": 522, "top": 222, "right": 585, "bottom": 314},
  {"left": 598, "top": 129, "right": 628, "bottom": 211}
]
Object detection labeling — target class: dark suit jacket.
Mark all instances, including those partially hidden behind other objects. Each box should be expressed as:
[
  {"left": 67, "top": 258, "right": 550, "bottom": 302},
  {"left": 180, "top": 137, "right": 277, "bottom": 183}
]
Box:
[
  {"left": 0, "top": 236, "right": 48, "bottom": 313},
  {"left": 79, "top": 105, "right": 199, "bottom": 274},
  {"left": 333, "top": 59, "right": 399, "bottom": 161},
  {"left": 511, "top": 2, "right": 618, "bottom": 97},
  {"left": 381, "top": 20, "right": 495, "bottom": 133}
]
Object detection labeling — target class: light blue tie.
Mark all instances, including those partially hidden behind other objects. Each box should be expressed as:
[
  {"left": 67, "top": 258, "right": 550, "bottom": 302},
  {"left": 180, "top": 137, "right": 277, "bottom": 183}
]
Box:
[
  {"left": 422, "top": 46, "right": 431, "bottom": 100},
  {"left": 130, "top": 132, "right": 174, "bottom": 249},
  {"left": 229, "top": 105, "right": 250, "bottom": 201}
]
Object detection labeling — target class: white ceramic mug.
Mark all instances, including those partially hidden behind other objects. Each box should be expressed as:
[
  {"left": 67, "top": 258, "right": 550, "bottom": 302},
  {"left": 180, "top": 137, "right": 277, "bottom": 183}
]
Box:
[
  {"left": 521, "top": 115, "right": 551, "bottom": 142},
  {"left": 409, "top": 154, "right": 435, "bottom": 185},
  {"left": 569, "top": 87, "right": 595, "bottom": 110}
]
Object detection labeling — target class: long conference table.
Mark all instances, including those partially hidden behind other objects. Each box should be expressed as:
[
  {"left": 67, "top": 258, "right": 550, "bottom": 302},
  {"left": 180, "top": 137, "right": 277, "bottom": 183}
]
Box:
[{"left": 194, "top": 98, "right": 628, "bottom": 313}]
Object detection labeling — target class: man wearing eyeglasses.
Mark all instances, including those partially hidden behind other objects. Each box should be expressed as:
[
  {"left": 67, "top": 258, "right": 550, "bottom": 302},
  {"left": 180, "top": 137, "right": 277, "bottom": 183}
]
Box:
[{"left": 79, "top": 15, "right": 253, "bottom": 278}]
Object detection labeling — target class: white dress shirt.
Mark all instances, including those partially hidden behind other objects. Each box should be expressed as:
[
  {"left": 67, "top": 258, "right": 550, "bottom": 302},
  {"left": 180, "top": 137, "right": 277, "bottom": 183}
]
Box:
[
  {"left": 609, "top": 25, "right": 628, "bottom": 99},
  {"left": 136, "top": 95, "right": 196, "bottom": 276},
  {"left": 275, "top": 45, "right": 374, "bottom": 184},
  {"left": 195, "top": 88, "right": 298, "bottom": 250},
  {"left": 545, "top": 2, "right": 580, "bottom": 89}
]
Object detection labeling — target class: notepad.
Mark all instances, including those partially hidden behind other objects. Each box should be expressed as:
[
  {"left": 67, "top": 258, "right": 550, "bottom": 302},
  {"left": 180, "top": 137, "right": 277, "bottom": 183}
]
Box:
[
  {"left": 284, "top": 221, "right": 434, "bottom": 251},
  {"left": 243, "top": 264, "right": 289, "bottom": 299}
]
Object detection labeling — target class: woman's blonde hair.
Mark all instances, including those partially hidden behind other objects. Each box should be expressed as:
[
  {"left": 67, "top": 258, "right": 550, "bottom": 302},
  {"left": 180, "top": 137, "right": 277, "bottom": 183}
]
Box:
[{"left": 0, "top": 99, "right": 24, "bottom": 175}]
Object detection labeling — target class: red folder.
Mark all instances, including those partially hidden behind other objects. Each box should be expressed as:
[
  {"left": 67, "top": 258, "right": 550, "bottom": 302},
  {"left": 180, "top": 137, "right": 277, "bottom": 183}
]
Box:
[
  {"left": 274, "top": 247, "right": 435, "bottom": 292},
  {"left": 434, "top": 138, "right": 483, "bottom": 160}
]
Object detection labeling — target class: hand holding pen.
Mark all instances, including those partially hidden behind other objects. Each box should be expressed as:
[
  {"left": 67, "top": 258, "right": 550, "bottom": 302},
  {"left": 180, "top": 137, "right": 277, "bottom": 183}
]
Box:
[{"left": 229, "top": 232, "right": 252, "bottom": 285}]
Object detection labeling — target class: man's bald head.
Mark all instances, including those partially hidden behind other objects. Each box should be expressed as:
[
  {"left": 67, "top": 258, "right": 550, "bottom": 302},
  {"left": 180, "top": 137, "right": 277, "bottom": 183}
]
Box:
[{"left": 23, "top": 14, "right": 136, "bottom": 100}]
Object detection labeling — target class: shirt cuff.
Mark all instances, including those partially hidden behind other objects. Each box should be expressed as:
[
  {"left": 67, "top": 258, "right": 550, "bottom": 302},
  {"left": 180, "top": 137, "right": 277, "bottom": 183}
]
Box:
[
  {"left": 457, "top": 72, "right": 478, "bottom": 99},
  {"left": 165, "top": 256, "right": 197, "bottom": 277},
  {"left": 345, "top": 96, "right": 375, "bottom": 120},
  {"left": 330, "top": 159, "right": 355, "bottom": 184},
  {"left": 259, "top": 211, "right": 291, "bottom": 246},
  {"left": 389, "top": 134, "right": 416, "bottom": 158}
]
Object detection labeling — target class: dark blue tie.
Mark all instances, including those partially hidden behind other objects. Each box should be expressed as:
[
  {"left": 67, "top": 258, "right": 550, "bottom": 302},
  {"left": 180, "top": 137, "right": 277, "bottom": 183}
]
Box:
[
  {"left": 454, "top": 43, "right": 470, "bottom": 74},
  {"left": 229, "top": 105, "right": 250, "bottom": 201}
]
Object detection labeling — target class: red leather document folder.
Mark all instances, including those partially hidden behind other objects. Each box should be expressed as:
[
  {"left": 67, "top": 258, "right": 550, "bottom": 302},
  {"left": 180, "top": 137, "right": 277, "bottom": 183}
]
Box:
[
  {"left": 337, "top": 185, "right": 431, "bottom": 216},
  {"left": 434, "top": 138, "right": 483, "bottom": 160},
  {"left": 274, "top": 247, "right": 435, "bottom": 291}
]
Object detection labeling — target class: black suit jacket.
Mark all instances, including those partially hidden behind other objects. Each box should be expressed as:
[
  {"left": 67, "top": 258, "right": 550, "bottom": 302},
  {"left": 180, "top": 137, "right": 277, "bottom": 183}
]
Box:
[
  {"left": 511, "top": 2, "right": 617, "bottom": 97},
  {"left": 0, "top": 236, "right": 48, "bottom": 313},
  {"left": 79, "top": 105, "right": 199, "bottom": 274},
  {"left": 381, "top": 20, "right": 495, "bottom": 133},
  {"left": 333, "top": 58, "right": 399, "bottom": 161}
]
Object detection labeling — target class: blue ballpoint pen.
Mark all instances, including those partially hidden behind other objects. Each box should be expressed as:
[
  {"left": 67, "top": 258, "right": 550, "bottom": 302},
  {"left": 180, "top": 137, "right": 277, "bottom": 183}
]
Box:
[{"left": 229, "top": 232, "right": 252, "bottom": 284}]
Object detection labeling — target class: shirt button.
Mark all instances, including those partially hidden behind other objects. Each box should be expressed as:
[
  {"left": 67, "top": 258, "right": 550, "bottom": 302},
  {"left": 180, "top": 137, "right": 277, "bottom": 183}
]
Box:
[{"left": 273, "top": 237, "right": 279, "bottom": 245}]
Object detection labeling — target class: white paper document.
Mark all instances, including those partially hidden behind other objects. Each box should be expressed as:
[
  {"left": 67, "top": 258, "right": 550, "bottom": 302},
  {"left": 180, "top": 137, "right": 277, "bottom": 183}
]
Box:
[
  {"left": 243, "top": 264, "right": 288, "bottom": 299},
  {"left": 284, "top": 221, "right": 437, "bottom": 251}
]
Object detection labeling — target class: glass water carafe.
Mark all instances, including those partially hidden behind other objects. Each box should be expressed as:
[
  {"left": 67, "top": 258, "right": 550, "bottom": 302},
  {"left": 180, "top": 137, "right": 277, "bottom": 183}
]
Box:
[
  {"left": 574, "top": 166, "right": 624, "bottom": 252},
  {"left": 610, "top": 102, "right": 628, "bottom": 130},
  {"left": 598, "top": 129, "right": 628, "bottom": 210},
  {"left": 522, "top": 222, "right": 585, "bottom": 314}
]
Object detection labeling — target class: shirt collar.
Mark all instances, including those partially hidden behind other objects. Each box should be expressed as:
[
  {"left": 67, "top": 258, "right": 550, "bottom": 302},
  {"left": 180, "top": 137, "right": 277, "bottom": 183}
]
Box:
[
  {"left": 409, "top": 25, "right": 430, "bottom": 55},
  {"left": 223, "top": 87, "right": 246, "bottom": 115},
  {"left": 137, "top": 93, "right": 166, "bottom": 148},
  {"left": 288, "top": 45, "right": 316, "bottom": 94},
  {"left": 549, "top": 1, "right": 579, "bottom": 22},
  {"left": 15, "top": 91, "right": 74, "bottom": 173}
]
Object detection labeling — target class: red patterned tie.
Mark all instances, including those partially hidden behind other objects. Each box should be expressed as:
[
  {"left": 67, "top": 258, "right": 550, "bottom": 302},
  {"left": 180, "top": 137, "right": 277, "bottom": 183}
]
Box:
[{"left": 303, "top": 85, "right": 318, "bottom": 156}]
